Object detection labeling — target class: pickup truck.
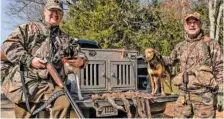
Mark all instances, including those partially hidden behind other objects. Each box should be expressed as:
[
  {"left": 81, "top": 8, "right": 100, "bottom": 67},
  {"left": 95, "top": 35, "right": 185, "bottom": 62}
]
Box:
[
  {"left": 1, "top": 39, "right": 178, "bottom": 118},
  {"left": 67, "top": 39, "right": 178, "bottom": 118}
]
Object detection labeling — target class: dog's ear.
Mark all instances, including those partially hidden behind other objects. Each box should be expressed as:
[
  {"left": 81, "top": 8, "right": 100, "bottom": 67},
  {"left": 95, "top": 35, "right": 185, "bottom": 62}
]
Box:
[
  {"left": 144, "top": 48, "right": 148, "bottom": 54},
  {"left": 152, "top": 49, "right": 156, "bottom": 53},
  {"left": 153, "top": 49, "right": 160, "bottom": 57}
]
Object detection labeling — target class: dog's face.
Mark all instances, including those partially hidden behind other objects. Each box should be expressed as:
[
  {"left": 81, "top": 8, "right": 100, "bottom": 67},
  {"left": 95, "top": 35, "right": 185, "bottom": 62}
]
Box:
[{"left": 145, "top": 48, "right": 154, "bottom": 62}]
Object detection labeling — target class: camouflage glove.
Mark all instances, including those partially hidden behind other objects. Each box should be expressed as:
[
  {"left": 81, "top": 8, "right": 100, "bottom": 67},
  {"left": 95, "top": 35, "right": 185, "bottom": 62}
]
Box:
[
  {"left": 77, "top": 52, "right": 88, "bottom": 68},
  {"left": 67, "top": 57, "right": 85, "bottom": 68},
  {"left": 217, "top": 87, "right": 224, "bottom": 112}
]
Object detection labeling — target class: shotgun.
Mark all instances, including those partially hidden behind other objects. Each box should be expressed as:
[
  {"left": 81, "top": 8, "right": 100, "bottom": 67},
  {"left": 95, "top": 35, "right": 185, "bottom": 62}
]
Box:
[{"left": 46, "top": 59, "right": 84, "bottom": 118}]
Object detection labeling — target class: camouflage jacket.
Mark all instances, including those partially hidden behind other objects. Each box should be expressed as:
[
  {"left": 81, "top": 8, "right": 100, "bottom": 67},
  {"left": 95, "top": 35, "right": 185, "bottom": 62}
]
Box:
[
  {"left": 1, "top": 21, "right": 85, "bottom": 103},
  {"left": 162, "top": 31, "right": 223, "bottom": 90}
]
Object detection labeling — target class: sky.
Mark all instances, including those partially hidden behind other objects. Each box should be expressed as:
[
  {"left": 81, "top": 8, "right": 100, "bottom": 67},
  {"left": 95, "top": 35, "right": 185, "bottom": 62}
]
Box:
[
  {"left": 1, "top": 0, "right": 24, "bottom": 43},
  {"left": 1, "top": 1, "right": 13, "bottom": 43}
]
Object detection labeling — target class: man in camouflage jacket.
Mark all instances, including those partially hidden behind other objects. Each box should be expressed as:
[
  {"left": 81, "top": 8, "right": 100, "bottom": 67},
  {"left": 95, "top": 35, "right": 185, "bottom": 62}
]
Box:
[
  {"left": 162, "top": 12, "right": 223, "bottom": 118},
  {"left": 1, "top": 0, "right": 86, "bottom": 118}
]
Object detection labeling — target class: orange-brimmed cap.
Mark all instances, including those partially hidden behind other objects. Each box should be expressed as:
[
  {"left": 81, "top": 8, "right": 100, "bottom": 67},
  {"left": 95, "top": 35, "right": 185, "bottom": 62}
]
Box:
[{"left": 184, "top": 12, "right": 200, "bottom": 21}]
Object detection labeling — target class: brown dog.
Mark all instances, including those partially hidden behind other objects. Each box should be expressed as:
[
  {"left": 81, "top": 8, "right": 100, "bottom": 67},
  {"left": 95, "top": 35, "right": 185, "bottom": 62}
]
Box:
[{"left": 145, "top": 48, "right": 170, "bottom": 96}]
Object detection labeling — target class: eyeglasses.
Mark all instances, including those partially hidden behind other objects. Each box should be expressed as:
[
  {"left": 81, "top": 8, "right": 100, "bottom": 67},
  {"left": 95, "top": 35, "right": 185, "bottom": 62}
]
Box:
[{"left": 186, "top": 20, "right": 199, "bottom": 26}]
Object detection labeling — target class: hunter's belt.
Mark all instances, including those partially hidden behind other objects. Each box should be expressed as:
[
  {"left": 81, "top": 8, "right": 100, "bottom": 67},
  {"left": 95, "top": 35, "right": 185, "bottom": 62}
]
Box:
[
  {"left": 180, "top": 86, "right": 217, "bottom": 94},
  {"left": 179, "top": 87, "right": 210, "bottom": 94},
  {"left": 179, "top": 86, "right": 201, "bottom": 91}
]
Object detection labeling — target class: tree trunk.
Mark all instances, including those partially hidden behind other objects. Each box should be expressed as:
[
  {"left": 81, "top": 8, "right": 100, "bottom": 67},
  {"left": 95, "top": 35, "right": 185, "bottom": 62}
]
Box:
[
  {"left": 215, "top": 2, "right": 223, "bottom": 41},
  {"left": 209, "top": 0, "right": 223, "bottom": 41},
  {"left": 209, "top": 0, "right": 216, "bottom": 39}
]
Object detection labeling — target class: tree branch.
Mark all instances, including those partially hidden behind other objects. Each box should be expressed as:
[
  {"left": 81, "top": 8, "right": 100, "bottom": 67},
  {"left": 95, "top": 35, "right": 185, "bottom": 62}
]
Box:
[{"left": 17, "top": 1, "right": 31, "bottom": 13}]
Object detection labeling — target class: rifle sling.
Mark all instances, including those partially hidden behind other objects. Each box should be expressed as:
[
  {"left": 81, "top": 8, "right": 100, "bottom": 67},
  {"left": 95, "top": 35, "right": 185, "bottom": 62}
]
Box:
[
  {"left": 32, "top": 90, "right": 65, "bottom": 115},
  {"left": 20, "top": 64, "right": 31, "bottom": 113}
]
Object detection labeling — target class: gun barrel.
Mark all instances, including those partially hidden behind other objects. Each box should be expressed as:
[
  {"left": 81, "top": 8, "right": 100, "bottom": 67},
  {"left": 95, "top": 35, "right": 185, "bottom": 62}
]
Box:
[{"left": 64, "top": 86, "right": 84, "bottom": 118}]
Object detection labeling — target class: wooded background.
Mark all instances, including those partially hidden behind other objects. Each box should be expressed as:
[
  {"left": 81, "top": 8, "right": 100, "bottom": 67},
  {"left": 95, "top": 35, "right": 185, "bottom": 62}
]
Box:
[{"left": 5, "top": 0, "right": 223, "bottom": 55}]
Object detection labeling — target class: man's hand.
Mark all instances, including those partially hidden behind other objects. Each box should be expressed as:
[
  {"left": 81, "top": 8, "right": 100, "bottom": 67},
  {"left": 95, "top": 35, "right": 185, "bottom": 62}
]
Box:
[
  {"left": 67, "top": 57, "right": 84, "bottom": 68},
  {"left": 31, "top": 57, "right": 46, "bottom": 69}
]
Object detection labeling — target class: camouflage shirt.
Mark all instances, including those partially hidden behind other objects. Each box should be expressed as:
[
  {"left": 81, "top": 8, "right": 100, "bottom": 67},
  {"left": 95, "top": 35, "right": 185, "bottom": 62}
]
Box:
[
  {"left": 2, "top": 22, "right": 79, "bottom": 66},
  {"left": 1, "top": 21, "right": 85, "bottom": 103},
  {"left": 162, "top": 31, "right": 223, "bottom": 88}
]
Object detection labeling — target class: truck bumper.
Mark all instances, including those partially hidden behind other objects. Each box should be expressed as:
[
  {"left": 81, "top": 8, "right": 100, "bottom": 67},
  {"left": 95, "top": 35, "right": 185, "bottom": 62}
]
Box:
[{"left": 74, "top": 94, "right": 178, "bottom": 117}]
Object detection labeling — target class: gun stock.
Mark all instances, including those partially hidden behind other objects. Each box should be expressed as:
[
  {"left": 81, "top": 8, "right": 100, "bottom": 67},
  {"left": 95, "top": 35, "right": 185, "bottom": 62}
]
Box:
[
  {"left": 46, "top": 63, "right": 64, "bottom": 88},
  {"left": 0, "top": 51, "right": 8, "bottom": 61}
]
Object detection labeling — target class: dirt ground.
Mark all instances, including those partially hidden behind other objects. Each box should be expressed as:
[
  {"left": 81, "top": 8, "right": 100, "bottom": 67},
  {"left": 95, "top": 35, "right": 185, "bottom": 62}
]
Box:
[{"left": 164, "top": 102, "right": 224, "bottom": 118}]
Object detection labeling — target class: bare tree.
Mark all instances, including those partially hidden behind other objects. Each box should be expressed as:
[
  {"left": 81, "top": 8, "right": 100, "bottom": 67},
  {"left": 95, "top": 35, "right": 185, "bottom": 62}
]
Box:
[
  {"left": 4, "top": 0, "right": 45, "bottom": 27},
  {"left": 209, "top": 0, "right": 223, "bottom": 41},
  {"left": 160, "top": 0, "right": 192, "bottom": 21},
  {"left": 5, "top": 0, "right": 74, "bottom": 24}
]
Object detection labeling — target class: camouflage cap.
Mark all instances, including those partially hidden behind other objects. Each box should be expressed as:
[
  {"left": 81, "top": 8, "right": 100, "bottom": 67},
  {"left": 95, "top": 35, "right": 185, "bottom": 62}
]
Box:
[
  {"left": 45, "top": 0, "right": 63, "bottom": 11},
  {"left": 184, "top": 12, "right": 200, "bottom": 21}
]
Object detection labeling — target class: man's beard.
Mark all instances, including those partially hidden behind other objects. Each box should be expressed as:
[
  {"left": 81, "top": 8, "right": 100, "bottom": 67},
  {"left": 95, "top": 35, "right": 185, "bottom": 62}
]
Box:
[{"left": 187, "top": 29, "right": 201, "bottom": 39}]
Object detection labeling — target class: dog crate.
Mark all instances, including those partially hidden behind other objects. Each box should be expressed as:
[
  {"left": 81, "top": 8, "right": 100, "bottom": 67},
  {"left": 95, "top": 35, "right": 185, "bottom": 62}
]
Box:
[{"left": 78, "top": 48, "right": 138, "bottom": 94}]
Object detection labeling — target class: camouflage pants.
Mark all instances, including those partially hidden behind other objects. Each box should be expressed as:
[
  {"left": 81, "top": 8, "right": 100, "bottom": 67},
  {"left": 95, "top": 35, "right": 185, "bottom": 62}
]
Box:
[
  {"left": 14, "top": 86, "right": 78, "bottom": 118},
  {"left": 174, "top": 91, "right": 216, "bottom": 118}
]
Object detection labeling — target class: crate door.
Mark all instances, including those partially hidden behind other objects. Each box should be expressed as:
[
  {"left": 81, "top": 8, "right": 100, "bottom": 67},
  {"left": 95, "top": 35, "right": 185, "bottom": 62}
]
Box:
[{"left": 110, "top": 61, "right": 136, "bottom": 89}]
